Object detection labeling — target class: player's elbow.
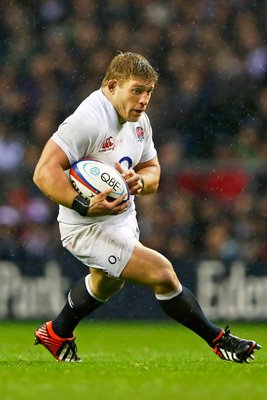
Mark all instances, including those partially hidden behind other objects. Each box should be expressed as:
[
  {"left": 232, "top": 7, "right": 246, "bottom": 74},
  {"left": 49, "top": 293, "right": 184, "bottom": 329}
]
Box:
[
  {"left": 151, "top": 166, "right": 161, "bottom": 193},
  {"left": 146, "top": 168, "right": 160, "bottom": 194},
  {"left": 33, "top": 164, "right": 47, "bottom": 191},
  {"left": 143, "top": 176, "right": 160, "bottom": 195},
  {"left": 151, "top": 178, "right": 160, "bottom": 193}
]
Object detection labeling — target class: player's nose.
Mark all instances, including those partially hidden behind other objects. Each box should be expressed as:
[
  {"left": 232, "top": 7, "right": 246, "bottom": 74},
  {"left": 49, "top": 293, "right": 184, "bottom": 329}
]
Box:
[{"left": 139, "top": 92, "right": 150, "bottom": 106}]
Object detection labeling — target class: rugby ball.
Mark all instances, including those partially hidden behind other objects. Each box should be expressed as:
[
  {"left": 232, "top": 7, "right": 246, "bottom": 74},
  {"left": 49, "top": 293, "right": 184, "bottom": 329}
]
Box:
[{"left": 69, "top": 159, "right": 129, "bottom": 202}]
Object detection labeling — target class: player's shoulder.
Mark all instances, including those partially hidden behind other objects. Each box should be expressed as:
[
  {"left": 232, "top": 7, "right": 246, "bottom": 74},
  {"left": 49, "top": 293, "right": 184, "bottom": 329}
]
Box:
[
  {"left": 58, "top": 90, "right": 104, "bottom": 131},
  {"left": 75, "top": 89, "right": 104, "bottom": 118},
  {"left": 75, "top": 89, "right": 117, "bottom": 124}
]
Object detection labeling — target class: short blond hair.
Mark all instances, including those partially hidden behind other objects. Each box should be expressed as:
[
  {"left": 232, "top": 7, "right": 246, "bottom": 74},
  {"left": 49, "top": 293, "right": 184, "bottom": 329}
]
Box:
[{"left": 101, "top": 52, "right": 159, "bottom": 86}]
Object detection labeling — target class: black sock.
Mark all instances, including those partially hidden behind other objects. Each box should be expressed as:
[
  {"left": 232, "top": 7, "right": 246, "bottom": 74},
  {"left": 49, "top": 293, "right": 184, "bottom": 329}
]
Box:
[
  {"left": 52, "top": 276, "right": 103, "bottom": 338},
  {"left": 157, "top": 286, "right": 221, "bottom": 345}
]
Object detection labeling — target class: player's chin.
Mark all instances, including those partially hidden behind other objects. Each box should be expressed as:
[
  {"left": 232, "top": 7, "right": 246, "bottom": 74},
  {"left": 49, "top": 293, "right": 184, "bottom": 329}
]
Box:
[
  {"left": 128, "top": 114, "right": 142, "bottom": 122},
  {"left": 128, "top": 110, "right": 143, "bottom": 122}
]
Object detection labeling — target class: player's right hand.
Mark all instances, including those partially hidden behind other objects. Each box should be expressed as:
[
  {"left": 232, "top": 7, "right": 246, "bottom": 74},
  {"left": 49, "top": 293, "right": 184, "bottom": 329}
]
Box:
[
  {"left": 87, "top": 189, "right": 129, "bottom": 217},
  {"left": 115, "top": 162, "right": 143, "bottom": 195}
]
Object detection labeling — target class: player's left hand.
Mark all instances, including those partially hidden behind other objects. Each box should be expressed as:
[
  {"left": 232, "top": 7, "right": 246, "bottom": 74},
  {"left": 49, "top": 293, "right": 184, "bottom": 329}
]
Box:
[
  {"left": 115, "top": 162, "right": 143, "bottom": 195},
  {"left": 88, "top": 189, "right": 129, "bottom": 216}
]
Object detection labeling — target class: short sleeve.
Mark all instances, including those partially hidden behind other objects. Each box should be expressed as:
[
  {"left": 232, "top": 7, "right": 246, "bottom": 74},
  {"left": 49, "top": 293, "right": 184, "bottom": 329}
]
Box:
[{"left": 52, "top": 112, "right": 99, "bottom": 165}]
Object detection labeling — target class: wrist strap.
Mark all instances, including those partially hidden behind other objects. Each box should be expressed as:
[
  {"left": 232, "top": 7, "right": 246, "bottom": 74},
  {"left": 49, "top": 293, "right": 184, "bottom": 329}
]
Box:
[{"left": 72, "top": 195, "right": 90, "bottom": 216}]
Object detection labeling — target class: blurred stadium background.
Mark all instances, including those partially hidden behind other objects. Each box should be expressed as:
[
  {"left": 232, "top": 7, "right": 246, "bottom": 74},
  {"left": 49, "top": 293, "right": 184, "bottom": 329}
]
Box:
[{"left": 1, "top": 0, "right": 267, "bottom": 322}]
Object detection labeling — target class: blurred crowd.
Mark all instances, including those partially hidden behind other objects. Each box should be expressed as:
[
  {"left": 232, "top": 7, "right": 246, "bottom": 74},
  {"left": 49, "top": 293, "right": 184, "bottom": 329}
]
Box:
[{"left": 1, "top": 0, "right": 267, "bottom": 269}]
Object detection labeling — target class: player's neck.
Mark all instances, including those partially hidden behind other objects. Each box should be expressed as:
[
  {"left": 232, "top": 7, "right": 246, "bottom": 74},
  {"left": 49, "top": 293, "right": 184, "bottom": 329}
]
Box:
[
  {"left": 101, "top": 87, "right": 125, "bottom": 125},
  {"left": 101, "top": 86, "right": 110, "bottom": 101}
]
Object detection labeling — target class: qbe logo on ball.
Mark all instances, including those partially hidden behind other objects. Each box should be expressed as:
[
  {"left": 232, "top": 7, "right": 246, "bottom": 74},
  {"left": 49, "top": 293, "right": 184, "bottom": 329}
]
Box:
[{"left": 69, "top": 158, "right": 129, "bottom": 203}]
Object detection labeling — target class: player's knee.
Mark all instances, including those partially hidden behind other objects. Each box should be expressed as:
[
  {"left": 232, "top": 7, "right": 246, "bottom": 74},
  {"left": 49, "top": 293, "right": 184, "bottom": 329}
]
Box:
[
  {"left": 152, "top": 264, "right": 179, "bottom": 291},
  {"left": 159, "top": 267, "right": 177, "bottom": 285}
]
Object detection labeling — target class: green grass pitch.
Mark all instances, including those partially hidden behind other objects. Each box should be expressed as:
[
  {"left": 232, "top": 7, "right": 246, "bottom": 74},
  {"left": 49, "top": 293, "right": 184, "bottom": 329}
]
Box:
[{"left": 0, "top": 321, "right": 266, "bottom": 400}]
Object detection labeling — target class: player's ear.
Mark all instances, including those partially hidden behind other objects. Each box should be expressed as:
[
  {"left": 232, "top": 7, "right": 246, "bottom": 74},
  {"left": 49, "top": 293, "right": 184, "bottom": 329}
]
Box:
[{"left": 107, "top": 80, "right": 118, "bottom": 94}]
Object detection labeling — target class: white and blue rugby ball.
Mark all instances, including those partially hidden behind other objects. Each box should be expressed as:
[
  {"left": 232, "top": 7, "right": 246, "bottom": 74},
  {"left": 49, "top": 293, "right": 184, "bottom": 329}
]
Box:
[{"left": 69, "top": 159, "right": 129, "bottom": 202}]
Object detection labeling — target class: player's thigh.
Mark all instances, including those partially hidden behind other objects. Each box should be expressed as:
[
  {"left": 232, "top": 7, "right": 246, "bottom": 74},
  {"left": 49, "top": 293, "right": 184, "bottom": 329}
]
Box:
[{"left": 121, "top": 242, "right": 179, "bottom": 289}]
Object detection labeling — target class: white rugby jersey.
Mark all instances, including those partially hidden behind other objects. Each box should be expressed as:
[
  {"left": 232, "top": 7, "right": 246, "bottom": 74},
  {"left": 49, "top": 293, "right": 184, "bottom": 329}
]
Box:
[{"left": 52, "top": 89, "right": 157, "bottom": 225}]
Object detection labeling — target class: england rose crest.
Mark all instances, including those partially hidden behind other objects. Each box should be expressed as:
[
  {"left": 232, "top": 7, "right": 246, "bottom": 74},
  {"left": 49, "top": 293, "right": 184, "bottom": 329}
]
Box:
[{"left": 136, "top": 126, "right": 144, "bottom": 142}]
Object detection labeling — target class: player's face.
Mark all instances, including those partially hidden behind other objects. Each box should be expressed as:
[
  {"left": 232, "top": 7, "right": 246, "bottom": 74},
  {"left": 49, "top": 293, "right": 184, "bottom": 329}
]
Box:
[{"left": 112, "top": 78, "right": 155, "bottom": 123}]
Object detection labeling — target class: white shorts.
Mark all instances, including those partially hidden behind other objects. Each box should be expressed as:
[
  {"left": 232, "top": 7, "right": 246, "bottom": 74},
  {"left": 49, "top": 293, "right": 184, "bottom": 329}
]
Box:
[{"left": 59, "top": 213, "right": 140, "bottom": 278}]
